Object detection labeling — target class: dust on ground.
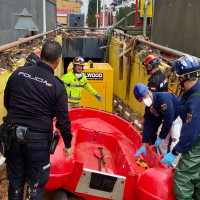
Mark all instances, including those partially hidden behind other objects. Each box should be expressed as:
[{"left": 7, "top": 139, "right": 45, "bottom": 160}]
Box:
[{"left": 0, "top": 164, "right": 8, "bottom": 200}]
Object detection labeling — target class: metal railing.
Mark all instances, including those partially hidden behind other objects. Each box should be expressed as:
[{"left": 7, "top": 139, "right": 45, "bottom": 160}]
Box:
[
  {"left": 112, "top": 31, "right": 132, "bottom": 42},
  {"left": 0, "top": 28, "right": 62, "bottom": 52},
  {"left": 110, "top": 30, "right": 200, "bottom": 63}
]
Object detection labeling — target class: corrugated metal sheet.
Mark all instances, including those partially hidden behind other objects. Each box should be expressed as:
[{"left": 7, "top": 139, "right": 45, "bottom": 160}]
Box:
[
  {"left": 151, "top": 0, "right": 200, "bottom": 57},
  {"left": 62, "top": 37, "right": 105, "bottom": 59}
]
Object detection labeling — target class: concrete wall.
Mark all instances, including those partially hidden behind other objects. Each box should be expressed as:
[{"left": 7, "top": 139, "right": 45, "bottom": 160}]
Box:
[
  {"left": 152, "top": 0, "right": 200, "bottom": 57},
  {"left": 0, "top": 0, "right": 56, "bottom": 45}
]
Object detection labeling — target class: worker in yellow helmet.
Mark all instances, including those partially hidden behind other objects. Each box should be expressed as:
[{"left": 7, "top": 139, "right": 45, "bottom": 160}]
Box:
[{"left": 62, "top": 56, "right": 102, "bottom": 109}]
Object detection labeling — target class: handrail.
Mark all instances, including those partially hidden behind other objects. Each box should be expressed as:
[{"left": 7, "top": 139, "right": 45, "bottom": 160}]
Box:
[
  {"left": 0, "top": 28, "right": 62, "bottom": 52},
  {"left": 113, "top": 30, "right": 132, "bottom": 41},
  {"left": 108, "top": 30, "right": 200, "bottom": 63},
  {"left": 64, "top": 27, "right": 107, "bottom": 30},
  {"left": 137, "top": 38, "right": 200, "bottom": 62}
]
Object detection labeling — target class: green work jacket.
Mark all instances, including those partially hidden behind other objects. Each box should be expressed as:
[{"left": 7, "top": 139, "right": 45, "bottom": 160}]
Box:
[{"left": 62, "top": 71, "right": 97, "bottom": 103}]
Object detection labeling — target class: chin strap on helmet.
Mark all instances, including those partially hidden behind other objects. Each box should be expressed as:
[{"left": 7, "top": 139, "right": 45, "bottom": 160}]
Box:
[
  {"left": 143, "top": 54, "right": 161, "bottom": 74},
  {"left": 146, "top": 66, "right": 154, "bottom": 75}
]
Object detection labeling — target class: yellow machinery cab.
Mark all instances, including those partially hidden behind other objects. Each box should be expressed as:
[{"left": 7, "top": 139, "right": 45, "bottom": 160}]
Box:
[{"left": 67, "top": 61, "right": 113, "bottom": 113}]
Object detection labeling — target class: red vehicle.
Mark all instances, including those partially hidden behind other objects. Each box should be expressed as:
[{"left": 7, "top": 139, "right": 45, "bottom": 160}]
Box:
[{"left": 45, "top": 108, "right": 175, "bottom": 200}]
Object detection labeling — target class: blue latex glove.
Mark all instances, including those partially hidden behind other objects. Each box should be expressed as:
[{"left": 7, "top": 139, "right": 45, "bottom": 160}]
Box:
[
  {"left": 161, "top": 152, "right": 176, "bottom": 165},
  {"left": 95, "top": 94, "right": 102, "bottom": 102},
  {"left": 155, "top": 137, "right": 162, "bottom": 147},
  {"left": 134, "top": 146, "right": 146, "bottom": 157}
]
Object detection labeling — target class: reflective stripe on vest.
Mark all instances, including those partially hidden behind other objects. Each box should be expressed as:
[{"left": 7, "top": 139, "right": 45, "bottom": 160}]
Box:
[
  {"left": 64, "top": 83, "right": 86, "bottom": 88},
  {"left": 68, "top": 96, "right": 81, "bottom": 100},
  {"left": 70, "top": 84, "right": 84, "bottom": 88},
  {"left": 160, "top": 78, "right": 168, "bottom": 88}
]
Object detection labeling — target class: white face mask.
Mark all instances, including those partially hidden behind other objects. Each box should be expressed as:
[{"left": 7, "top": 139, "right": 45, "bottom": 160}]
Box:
[
  {"left": 75, "top": 73, "right": 82, "bottom": 79},
  {"left": 142, "top": 97, "right": 152, "bottom": 107}
]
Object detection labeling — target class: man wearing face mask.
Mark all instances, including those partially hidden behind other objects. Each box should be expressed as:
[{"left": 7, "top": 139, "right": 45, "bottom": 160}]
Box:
[
  {"left": 161, "top": 55, "right": 200, "bottom": 200},
  {"left": 62, "top": 56, "right": 102, "bottom": 109},
  {"left": 134, "top": 83, "right": 180, "bottom": 159},
  {"left": 143, "top": 54, "right": 168, "bottom": 145}
]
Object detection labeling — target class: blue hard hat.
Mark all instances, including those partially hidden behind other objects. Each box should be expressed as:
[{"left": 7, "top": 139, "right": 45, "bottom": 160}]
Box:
[
  {"left": 173, "top": 54, "right": 200, "bottom": 78},
  {"left": 134, "top": 83, "right": 149, "bottom": 101}
]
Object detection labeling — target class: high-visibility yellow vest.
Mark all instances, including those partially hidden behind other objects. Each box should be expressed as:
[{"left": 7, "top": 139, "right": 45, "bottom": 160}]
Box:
[{"left": 62, "top": 71, "right": 97, "bottom": 103}]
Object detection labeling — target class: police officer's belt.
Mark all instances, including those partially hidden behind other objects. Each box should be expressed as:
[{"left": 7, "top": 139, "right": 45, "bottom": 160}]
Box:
[{"left": 26, "top": 131, "right": 50, "bottom": 140}]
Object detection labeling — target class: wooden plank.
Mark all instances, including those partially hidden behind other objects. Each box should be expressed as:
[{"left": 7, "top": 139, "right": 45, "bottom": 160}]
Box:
[{"left": 117, "top": 46, "right": 132, "bottom": 58}]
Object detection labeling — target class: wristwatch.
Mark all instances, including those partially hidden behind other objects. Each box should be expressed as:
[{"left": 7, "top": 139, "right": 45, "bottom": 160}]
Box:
[{"left": 172, "top": 149, "right": 179, "bottom": 156}]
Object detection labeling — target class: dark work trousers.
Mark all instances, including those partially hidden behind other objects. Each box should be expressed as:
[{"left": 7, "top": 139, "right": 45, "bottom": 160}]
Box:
[
  {"left": 6, "top": 138, "right": 51, "bottom": 200},
  {"left": 150, "top": 117, "right": 163, "bottom": 145}
]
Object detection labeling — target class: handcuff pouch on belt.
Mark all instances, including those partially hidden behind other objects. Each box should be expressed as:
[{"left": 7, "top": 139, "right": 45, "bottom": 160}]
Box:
[
  {"left": 15, "top": 126, "right": 29, "bottom": 144},
  {"left": 1, "top": 123, "right": 29, "bottom": 155}
]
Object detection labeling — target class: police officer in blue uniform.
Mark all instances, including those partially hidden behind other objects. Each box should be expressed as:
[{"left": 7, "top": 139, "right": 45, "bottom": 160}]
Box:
[
  {"left": 133, "top": 83, "right": 180, "bottom": 157},
  {"left": 3, "top": 40, "right": 72, "bottom": 200},
  {"left": 162, "top": 55, "right": 200, "bottom": 200},
  {"left": 143, "top": 54, "right": 168, "bottom": 145}
]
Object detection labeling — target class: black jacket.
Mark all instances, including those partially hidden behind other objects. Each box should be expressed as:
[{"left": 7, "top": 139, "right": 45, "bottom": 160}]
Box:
[
  {"left": 148, "top": 70, "right": 168, "bottom": 92},
  {"left": 4, "top": 61, "right": 72, "bottom": 148}
]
